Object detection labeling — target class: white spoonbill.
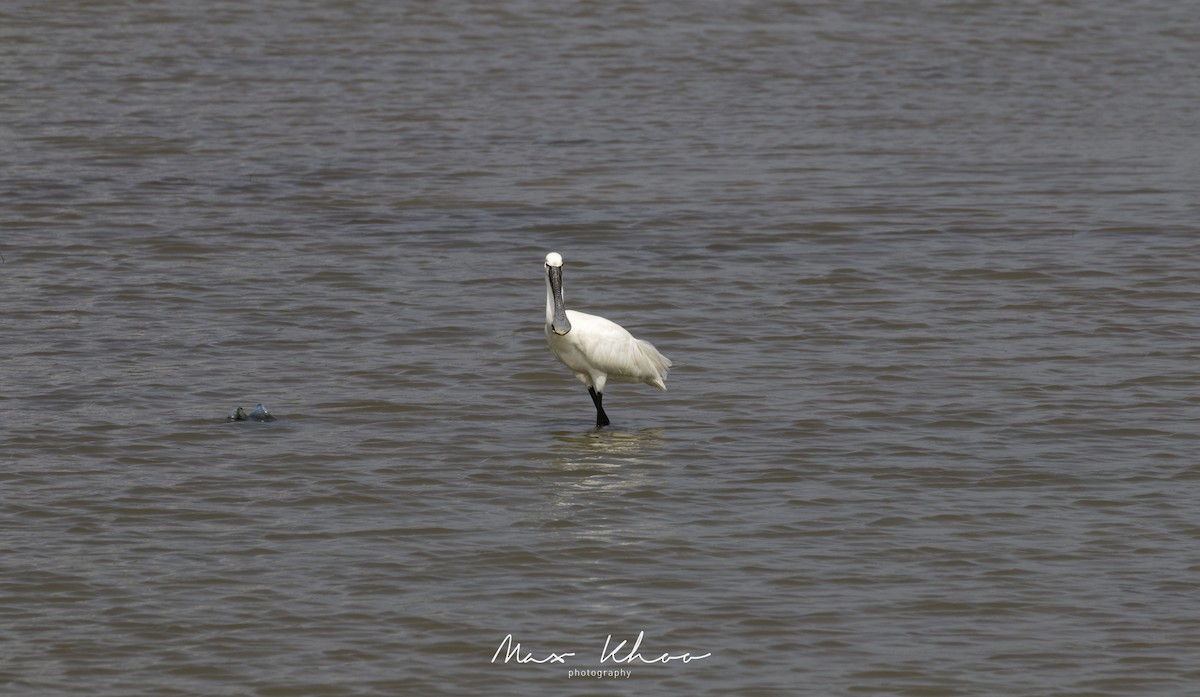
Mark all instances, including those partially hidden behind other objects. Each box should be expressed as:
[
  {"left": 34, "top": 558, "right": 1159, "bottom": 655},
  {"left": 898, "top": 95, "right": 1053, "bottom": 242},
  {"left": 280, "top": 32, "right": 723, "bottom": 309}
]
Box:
[{"left": 543, "top": 251, "right": 672, "bottom": 427}]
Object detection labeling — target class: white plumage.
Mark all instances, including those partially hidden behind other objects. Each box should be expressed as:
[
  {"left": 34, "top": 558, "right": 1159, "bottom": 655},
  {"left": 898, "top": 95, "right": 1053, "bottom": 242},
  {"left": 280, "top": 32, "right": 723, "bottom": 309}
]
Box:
[{"left": 543, "top": 251, "right": 671, "bottom": 427}]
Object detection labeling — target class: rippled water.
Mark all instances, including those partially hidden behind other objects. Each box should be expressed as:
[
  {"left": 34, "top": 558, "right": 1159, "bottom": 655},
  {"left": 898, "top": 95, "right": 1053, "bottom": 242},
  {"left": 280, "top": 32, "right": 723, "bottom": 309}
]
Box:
[{"left": 3, "top": 1, "right": 1200, "bottom": 695}]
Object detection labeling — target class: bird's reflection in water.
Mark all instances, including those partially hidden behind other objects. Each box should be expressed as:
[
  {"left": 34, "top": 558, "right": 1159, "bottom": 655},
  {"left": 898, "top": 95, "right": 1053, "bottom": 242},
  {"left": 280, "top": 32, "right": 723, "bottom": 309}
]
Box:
[
  {"left": 529, "top": 428, "right": 672, "bottom": 618},
  {"left": 548, "top": 427, "right": 665, "bottom": 478},
  {"left": 552, "top": 426, "right": 665, "bottom": 453},
  {"left": 537, "top": 427, "right": 668, "bottom": 545}
]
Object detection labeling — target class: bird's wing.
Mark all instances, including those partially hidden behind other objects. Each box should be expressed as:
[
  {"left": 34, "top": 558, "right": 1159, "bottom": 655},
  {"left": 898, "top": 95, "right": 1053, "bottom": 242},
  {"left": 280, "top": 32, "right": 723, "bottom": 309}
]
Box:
[{"left": 568, "top": 311, "right": 671, "bottom": 389}]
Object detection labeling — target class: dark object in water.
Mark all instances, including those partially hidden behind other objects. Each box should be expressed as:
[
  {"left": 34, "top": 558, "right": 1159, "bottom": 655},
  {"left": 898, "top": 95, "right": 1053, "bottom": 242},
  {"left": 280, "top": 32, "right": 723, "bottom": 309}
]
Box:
[{"left": 227, "top": 404, "right": 277, "bottom": 422}]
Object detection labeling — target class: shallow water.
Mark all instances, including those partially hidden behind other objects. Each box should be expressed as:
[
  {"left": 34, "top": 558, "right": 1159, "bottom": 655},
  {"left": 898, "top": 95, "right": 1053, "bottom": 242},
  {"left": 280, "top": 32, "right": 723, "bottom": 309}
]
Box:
[{"left": 3, "top": 1, "right": 1200, "bottom": 695}]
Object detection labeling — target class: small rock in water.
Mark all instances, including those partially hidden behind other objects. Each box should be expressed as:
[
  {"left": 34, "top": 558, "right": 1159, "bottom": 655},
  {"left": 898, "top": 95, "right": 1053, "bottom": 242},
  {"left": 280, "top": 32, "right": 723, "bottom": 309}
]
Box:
[
  {"left": 227, "top": 404, "right": 277, "bottom": 422},
  {"left": 247, "top": 404, "right": 276, "bottom": 422}
]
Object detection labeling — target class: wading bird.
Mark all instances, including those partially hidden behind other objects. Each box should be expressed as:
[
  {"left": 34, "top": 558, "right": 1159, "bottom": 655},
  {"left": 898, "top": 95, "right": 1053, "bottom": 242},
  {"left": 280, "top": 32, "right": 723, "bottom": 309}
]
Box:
[{"left": 543, "top": 252, "right": 672, "bottom": 427}]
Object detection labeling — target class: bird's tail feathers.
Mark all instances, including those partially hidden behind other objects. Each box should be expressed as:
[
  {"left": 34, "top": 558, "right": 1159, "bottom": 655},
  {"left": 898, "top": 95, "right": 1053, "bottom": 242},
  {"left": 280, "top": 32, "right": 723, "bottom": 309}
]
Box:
[{"left": 638, "top": 339, "right": 672, "bottom": 391}]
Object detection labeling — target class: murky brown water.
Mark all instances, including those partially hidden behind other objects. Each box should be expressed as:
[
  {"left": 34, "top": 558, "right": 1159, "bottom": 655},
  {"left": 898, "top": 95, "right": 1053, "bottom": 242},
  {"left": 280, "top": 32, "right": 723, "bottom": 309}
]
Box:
[{"left": 3, "top": 1, "right": 1199, "bottom": 695}]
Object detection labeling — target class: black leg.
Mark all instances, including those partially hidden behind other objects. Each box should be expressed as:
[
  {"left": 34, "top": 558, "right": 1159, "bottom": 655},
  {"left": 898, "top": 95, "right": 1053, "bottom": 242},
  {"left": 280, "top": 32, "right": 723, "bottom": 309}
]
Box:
[{"left": 588, "top": 387, "right": 611, "bottom": 428}]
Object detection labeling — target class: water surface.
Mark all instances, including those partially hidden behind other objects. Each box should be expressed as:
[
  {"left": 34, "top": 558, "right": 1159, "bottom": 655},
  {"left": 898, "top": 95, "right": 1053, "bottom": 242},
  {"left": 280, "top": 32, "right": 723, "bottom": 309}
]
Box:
[{"left": 3, "top": 1, "right": 1199, "bottom": 695}]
